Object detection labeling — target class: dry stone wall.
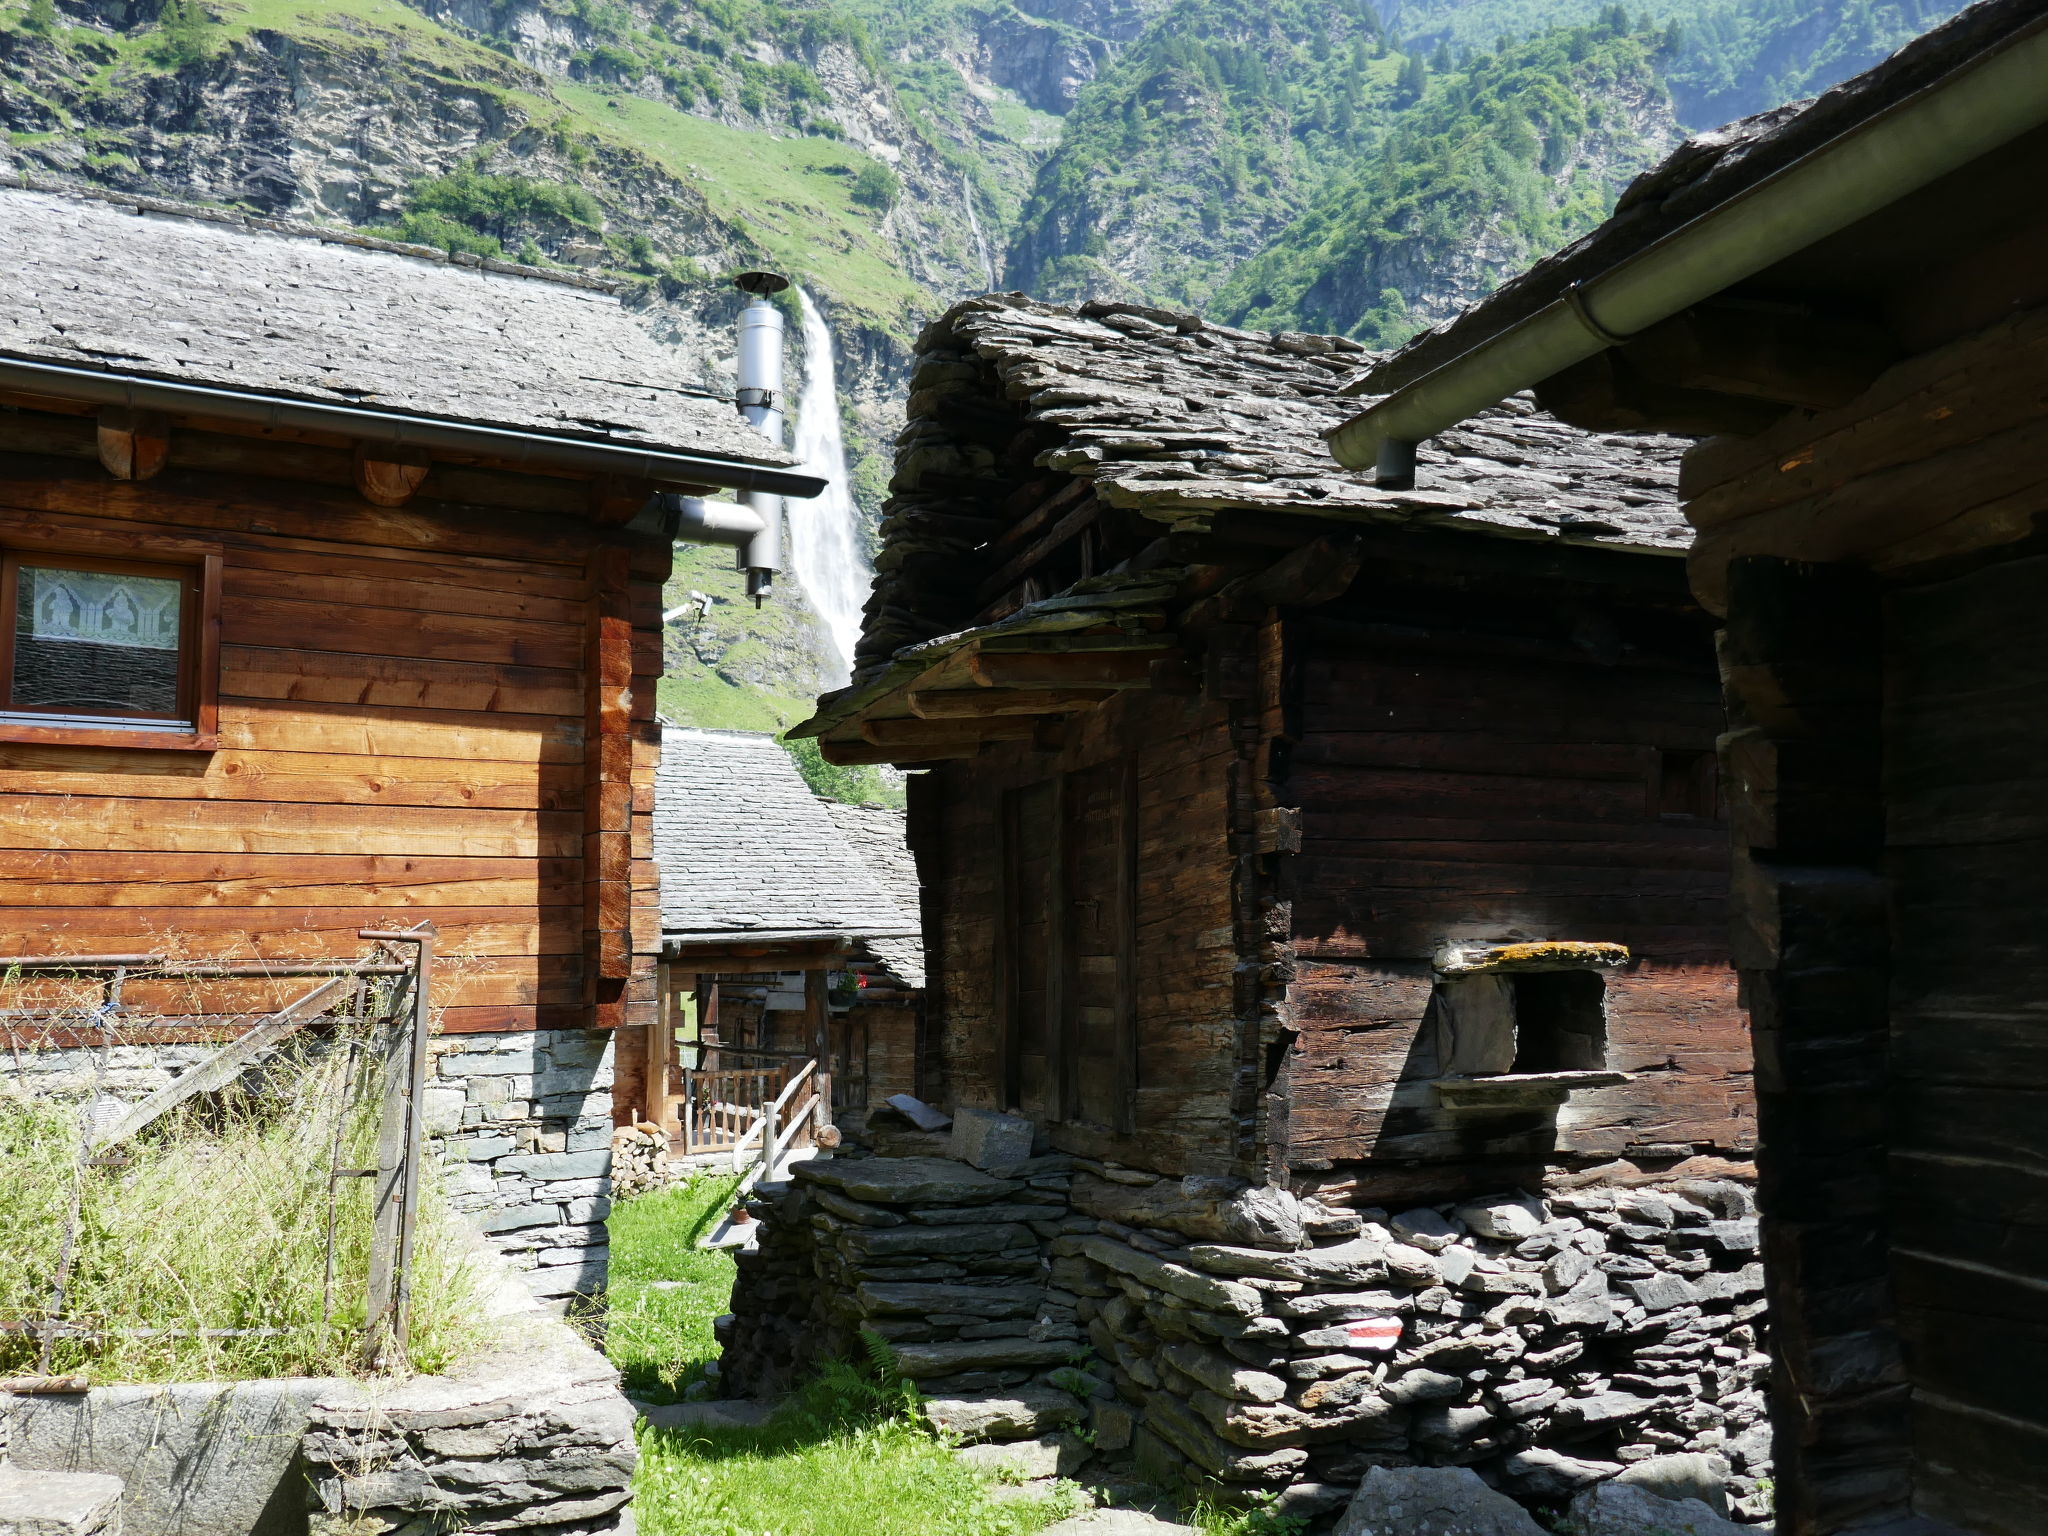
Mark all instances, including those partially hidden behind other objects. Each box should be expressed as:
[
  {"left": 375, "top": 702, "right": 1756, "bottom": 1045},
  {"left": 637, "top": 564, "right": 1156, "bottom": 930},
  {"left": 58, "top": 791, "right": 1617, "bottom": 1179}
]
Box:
[{"left": 721, "top": 1152, "right": 1773, "bottom": 1528}]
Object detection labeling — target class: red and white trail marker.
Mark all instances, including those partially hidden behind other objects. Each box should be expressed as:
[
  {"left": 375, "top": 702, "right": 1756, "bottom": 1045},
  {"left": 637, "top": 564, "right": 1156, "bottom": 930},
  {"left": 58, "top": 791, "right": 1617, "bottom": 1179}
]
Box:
[{"left": 1346, "top": 1317, "right": 1404, "bottom": 1352}]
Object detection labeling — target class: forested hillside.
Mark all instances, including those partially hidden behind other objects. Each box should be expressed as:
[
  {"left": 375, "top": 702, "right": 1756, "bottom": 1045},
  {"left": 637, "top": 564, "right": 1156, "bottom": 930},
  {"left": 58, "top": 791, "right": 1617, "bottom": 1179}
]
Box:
[{"left": 0, "top": 0, "right": 1968, "bottom": 732}]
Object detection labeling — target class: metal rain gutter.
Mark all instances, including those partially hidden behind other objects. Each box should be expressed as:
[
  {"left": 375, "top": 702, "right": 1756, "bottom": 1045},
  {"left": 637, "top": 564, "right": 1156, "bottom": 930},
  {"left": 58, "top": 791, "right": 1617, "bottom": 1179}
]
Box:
[
  {"left": 1324, "top": 12, "right": 2048, "bottom": 484},
  {"left": 0, "top": 354, "right": 829, "bottom": 500}
]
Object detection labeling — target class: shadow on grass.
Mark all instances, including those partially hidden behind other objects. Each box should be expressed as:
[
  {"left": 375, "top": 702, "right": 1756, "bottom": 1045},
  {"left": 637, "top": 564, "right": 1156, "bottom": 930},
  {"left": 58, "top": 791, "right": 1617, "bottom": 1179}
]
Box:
[{"left": 601, "top": 1174, "right": 745, "bottom": 1405}]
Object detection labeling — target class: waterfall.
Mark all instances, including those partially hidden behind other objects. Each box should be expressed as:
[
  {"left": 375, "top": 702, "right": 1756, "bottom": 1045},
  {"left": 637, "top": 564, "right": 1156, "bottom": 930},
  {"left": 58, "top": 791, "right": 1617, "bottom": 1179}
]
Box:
[
  {"left": 787, "top": 288, "right": 872, "bottom": 682},
  {"left": 963, "top": 177, "right": 997, "bottom": 290}
]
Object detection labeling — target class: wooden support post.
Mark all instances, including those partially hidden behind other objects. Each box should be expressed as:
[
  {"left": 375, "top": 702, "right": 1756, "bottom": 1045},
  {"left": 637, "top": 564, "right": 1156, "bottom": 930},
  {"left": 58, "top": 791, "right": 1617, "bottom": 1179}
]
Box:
[
  {"left": 95, "top": 408, "right": 169, "bottom": 482},
  {"left": 648, "top": 959, "right": 675, "bottom": 1140},
  {"left": 360, "top": 924, "right": 435, "bottom": 1371},
  {"left": 805, "top": 967, "right": 833, "bottom": 1142},
  {"left": 584, "top": 545, "right": 634, "bottom": 1001},
  {"left": 1113, "top": 747, "right": 1139, "bottom": 1136}
]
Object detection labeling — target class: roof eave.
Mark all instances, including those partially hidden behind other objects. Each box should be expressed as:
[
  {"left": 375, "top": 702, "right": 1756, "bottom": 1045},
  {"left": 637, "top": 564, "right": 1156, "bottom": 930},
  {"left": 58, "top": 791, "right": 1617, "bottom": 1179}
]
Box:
[
  {"left": 0, "top": 354, "right": 828, "bottom": 499},
  {"left": 1326, "top": 10, "right": 2048, "bottom": 481}
]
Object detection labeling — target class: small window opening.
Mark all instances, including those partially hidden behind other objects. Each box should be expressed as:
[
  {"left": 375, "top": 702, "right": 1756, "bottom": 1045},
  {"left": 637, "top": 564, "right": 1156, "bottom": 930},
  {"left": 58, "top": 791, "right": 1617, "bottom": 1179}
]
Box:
[
  {"left": 1508, "top": 970, "right": 1607, "bottom": 1072},
  {"left": 1656, "top": 748, "right": 1718, "bottom": 820},
  {"left": 0, "top": 554, "right": 199, "bottom": 726},
  {"left": 1425, "top": 968, "right": 1609, "bottom": 1078}
]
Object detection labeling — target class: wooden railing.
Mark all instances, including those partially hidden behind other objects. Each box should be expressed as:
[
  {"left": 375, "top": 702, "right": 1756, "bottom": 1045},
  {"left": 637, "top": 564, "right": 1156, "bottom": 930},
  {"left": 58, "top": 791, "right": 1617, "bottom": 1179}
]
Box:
[{"left": 677, "top": 1060, "right": 788, "bottom": 1156}]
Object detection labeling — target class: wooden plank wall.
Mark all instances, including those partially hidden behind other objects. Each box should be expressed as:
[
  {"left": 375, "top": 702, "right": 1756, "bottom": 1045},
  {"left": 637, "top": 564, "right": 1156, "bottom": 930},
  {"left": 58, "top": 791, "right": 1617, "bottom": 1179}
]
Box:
[
  {"left": 1690, "top": 301, "right": 2048, "bottom": 1536},
  {"left": 1279, "top": 568, "right": 1748, "bottom": 1189},
  {"left": 0, "top": 435, "right": 665, "bottom": 1090},
  {"left": 916, "top": 685, "right": 1243, "bottom": 1174}
]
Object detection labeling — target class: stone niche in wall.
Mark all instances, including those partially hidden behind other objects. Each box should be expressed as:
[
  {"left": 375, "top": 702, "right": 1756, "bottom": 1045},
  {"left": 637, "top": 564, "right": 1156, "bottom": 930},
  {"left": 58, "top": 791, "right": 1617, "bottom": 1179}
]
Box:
[{"left": 719, "top": 1146, "right": 1774, "bottom": 1529}]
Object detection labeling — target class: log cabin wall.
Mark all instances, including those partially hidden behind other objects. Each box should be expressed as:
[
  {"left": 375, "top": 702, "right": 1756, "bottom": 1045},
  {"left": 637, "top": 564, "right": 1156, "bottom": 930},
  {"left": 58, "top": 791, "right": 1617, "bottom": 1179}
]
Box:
[
  {"left": 1273, "top": 537, "right": 1750, "bottom": 1206},
  {"left": 1684, "top": 299, "right": 2048, "bottom": 1536},
  {"left": 0, "top": 410, "right": 669, "bottom": 1300},
  {"left": 913, "top": 681, "right": 1245, "bottom": 1175}
]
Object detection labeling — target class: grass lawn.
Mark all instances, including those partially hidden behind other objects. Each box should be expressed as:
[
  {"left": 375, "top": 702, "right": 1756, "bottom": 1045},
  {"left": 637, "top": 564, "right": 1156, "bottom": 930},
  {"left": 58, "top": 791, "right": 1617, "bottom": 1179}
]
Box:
[{"left": 604, "top": 1176, "right": 1089, "bottom": 1536}]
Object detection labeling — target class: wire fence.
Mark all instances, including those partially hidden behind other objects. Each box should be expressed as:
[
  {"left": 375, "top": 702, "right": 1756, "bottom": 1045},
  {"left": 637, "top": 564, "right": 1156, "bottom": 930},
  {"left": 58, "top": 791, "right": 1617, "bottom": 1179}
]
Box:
[{"left": 0, "top": 925, "right": 455, "bottom": 1385}]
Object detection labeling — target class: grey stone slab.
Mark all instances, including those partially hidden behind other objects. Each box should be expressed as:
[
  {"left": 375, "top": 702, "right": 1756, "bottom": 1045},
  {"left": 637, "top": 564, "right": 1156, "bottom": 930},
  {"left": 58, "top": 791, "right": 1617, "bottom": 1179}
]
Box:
[
  {"left": 892, "top": 1338, "right": 1078, "bottom": 1378},
  {"left": 9, "top": 1378, "right": 337, "bottom": 1536},
  {"left": 1040, "top": 1513, "right": 1198, "bottom": 1536},
  {"left": 950, "top": 1107, "right": 1037, "bottom": 1171},
  {"left": 498, "top": 1150, "right": 612, "bottom": 1181},
  {"left": 858, "top": 1282, "right": 1042, "bottom": 1318},
  {"left": 922, "top": 1387, "right": 1083, "bottom": 1441},
  {"left": 1614, "top": 1453, "right": 1734, "bottom": 1515},
  {"left": 955, "top": 1432, "right": 1089, "bottom": 1480},
  {"left": 1334, "top": 1466, "right": 1547, "bottom": 1536},
  {"left": 1567, "top": 1482, "right": 1748, "bottom": 1535},
  {"left": 798, "top": 1157, "right": 1022, "bottom": 1207},
  {"left": 1180, "top": 1235, "right": 1387, "bottom": 1286},
  {"left": 0, "top": 1467, "right": 124, "bottom": 1536}
]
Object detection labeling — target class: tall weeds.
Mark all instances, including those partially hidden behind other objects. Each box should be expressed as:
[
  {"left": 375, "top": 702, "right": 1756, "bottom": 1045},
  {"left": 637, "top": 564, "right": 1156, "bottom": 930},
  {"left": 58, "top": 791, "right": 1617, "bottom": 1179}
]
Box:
[{"left": 0, "top": 1027, "right": 488, "bottom": 1383}]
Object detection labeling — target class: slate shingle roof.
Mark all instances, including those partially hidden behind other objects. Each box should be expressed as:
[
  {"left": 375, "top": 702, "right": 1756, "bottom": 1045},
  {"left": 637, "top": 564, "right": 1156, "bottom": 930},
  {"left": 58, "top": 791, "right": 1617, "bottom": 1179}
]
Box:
[
  {"left": 860, "top": 294, "right": 1691, "bottom": 668},
  {"left": 654, "top": 726, "right": 919, "bottom": 948},
  {"left": 0, "top": 182, "right": 789, "bottom": 467},
  {"left": 819, "top": 801, "right": 927, "bottom": 989},
  {"left": 1357, "top": 0, "right": 2044, "bottom": 395}
]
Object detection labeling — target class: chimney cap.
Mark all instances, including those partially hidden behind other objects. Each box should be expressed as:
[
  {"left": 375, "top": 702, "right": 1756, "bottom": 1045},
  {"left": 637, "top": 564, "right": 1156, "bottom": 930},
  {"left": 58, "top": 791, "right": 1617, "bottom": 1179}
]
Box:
[{"left": 734, "top": 270, "right": 790, "bottom": 296}]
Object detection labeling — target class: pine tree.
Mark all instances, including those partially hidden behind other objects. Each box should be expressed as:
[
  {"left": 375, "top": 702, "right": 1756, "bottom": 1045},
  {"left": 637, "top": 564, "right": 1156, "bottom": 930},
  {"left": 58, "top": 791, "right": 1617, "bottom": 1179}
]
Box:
[{"left": 1395, "top": 50, "right": 1426, "bottom": 105}]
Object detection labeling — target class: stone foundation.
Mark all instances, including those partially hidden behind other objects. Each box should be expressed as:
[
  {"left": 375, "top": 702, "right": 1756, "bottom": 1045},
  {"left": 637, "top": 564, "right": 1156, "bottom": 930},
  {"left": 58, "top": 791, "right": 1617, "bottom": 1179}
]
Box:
[
  {"left": 430, "top": 1030, "right": 617, "bottom": 1301},
  {"left": 722, "top": 1153, "right": 1772, "bottom": 1527}
]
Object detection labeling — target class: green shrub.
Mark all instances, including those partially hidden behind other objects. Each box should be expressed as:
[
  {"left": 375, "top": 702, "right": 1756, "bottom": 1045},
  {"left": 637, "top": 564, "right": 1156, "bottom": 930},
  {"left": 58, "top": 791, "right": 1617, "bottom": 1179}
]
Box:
[{"left": 849, "top": 159, "right": 900, "bottom": 212}]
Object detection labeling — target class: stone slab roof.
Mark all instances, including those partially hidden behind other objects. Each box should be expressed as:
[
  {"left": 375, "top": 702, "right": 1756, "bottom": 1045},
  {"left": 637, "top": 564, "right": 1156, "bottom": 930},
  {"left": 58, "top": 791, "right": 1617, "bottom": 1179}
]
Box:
[
  {"left": 654, "top": 725, "right": 919, "bottom": 946},
  {"left": 0, "top": 182, "right": 791, "bottom": 468},
  {"left": 859, "top": 294, "right": 1689, "bottom": 666},
  {"left": 1358, "top": 0, "right": 2043, "bottom": 394},
  {"left": 819, "top": 800, "right": 926, "bottom": 989}
]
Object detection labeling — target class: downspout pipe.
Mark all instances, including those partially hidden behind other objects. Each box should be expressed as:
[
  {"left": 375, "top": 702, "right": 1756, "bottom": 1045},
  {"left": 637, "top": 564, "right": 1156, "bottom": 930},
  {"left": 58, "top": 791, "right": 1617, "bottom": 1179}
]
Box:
[
  {"left": 0, "top": 355, "right": 828, "bottom": 500},
  {"left": 663, "top": 494, "right": 765, "bottom": 547},
  {"left": 1324, "top": 12, "right": 2048, "bottom": 485},
  {"left": 733, "top": 271, "right": 792, "bottom": 604}
]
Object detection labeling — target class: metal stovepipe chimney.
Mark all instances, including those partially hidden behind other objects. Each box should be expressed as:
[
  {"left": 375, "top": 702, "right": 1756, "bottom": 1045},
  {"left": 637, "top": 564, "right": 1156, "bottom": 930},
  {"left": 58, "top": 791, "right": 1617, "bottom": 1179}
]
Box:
[{"left": 733, "top": 270, "right": 790, "bottom": 604}]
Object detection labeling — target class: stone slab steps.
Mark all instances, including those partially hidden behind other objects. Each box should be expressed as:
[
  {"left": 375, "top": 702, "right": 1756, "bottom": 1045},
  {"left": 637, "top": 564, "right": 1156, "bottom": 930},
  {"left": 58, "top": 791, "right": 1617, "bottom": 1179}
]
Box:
[{"left": 0, "top": 1467, "right": 124, "bottom": 1536}]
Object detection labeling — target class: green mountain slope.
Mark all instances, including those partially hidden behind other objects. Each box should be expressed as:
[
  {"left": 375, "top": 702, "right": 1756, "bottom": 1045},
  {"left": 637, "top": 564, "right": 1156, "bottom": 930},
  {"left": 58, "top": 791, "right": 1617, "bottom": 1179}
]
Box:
[
  {"left": 1003, "top": 0, "right": 1393, "bottom": 310},
  {"left": 1216, "top": 17, "right": 1679, "bottom": 342},
  {"left": 1375, "top": 0, "right": 1969, "bottom": 126}
]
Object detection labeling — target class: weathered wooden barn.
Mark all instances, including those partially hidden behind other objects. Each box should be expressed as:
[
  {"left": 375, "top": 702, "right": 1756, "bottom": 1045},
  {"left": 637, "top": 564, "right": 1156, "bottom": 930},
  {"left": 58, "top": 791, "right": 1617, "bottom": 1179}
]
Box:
[
  {"left": 1320, "top": 2, "right": 2048, "bottom": 1530},
  {"left": 0, "top": 180, "right": 820, "bottom": 1296},
  {"left": 796, "top": 294, "right": 1751, "bottom": 1203},
  {"left": 646, "top": 723, "right": 923, "bottom": 1162},
  {"left": 727, "top": 298, "right": 1779, "bottom": 1511}
]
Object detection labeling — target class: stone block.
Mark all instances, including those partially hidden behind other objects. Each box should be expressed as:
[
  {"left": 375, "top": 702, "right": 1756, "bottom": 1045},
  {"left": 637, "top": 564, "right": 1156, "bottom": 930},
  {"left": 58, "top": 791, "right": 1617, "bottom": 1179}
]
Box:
[
  {"left": 479, "top": 1204, "right": 563, "bottom": 1233},
  {"left": 499, "top": 1150, "right": 612, "bottom": 1181},
  {"left": 1622, "top": 1274, "right": 1698, "bottom": 1312},
  {"left": 565, "top": 1197, "right": 614, "bottom": 1223},
  {"left": 1276, "top": 1290, "right": 1412, "bottom": 1321},
  {"left": 1550, "top": 1391, "right": 1654, "bottom": 1434},
  {"left": 1614, "top": 1452, "right": 1733, "bottom": 1515},
  {"left": 841, "top": 1223, "right": 1034, "bottom": 1258},
  {"left": 1454, "top": 1197, "right": 1543, "bottom": 1242},
  {"left": 1089, "top": 1398, "right": 1135, "bottom": 1452},
  {"left": 921, "top": 1386, "right": 1083, "bottom": 1441},
  {"left": 1180, "top": 1235, "right": 1387, "bottom": 1287},
  {"left": 0, "top": 1467, "right": 124, "bottom": 1535},
  {"left": 422, "top": 1085, "right": 468, "bottom": 1135},
  {"left": 1389, "top": 1208, "right": 1461, "bottom": 1252},
  {"left": 1497, "top": 1447, "right": 1620, "bottom": 1496},
  {"left": 799, "top": 1157, "right": 1021, "bottom": 1207},
  {"left": 1334, "top": 1466, "right": 1546, "bottom": 1536},
  {"left": 1079, "top": 1237, "right": 1262, "bottom": 1317},
  {"left": 949, "top": 1106, "right": 1037, "bottom": 1171},
  {"left": 1040, "top": 1511, "right": 1199, "bottom": 1535},
  {"left": 567, "top": 1123, "right": 614, "bottom": 1152},
  {"left": 453, "top": 1136, "right": 519, "bottom": 1162},
  {"left": 858, "top": 1283, "right": 1042, "bottom": 1318},
  {"left": 954, "top": 1432, "right": 1089, "bottom": 1481},
  {"left": 1160, "top": 1343, "right": 1285, "bottom": 1403},
  {"left": 1567, "top": 1482, "right": 1747, "bottom": 1536},
  {"left": 893, "top": 1338, "right": 1076, "bottom": 1378},
  {"left": 438, "top": 1046, "right": 544, "bottom": 1077},
  {"left": 520, "top": 1256, "right": 608, "bottom": 1297}
]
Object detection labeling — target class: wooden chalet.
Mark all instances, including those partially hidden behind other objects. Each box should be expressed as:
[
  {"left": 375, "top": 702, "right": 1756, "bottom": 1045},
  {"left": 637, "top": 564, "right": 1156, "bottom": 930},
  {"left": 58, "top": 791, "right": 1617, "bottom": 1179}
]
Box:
[
  {"left": 0, "top": 182, "right": 822, "bottom": 1285},
  {"left": 646, "top": 724, "right": 923, "bottom": 1162},
  {"left": 1321, "top": 1, "right": 2048, "bottom": 1530},
  {"left": 791, "top": 294, "right": 1752, "bottom": 1208}
]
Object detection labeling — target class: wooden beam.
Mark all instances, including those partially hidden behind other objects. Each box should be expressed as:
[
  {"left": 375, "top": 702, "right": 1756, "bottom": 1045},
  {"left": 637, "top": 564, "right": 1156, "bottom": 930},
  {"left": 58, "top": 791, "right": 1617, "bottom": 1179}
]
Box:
[
  {"left": 1622, "top": 302, "right": 1898, "bottom": 411},
  {"left": 978, "top": 632, "right": 1176, "bottom": 654},
  {"left": 96, "top": 408, "right": 169, "bottom": 482},
  {"left": 975, "top": 498, "right": 1101, "bottom": 605},
  {"left": 88, "top": 974, "right": 353, "bottom": 1148},
  {"left": 908, "top": 687, "right": 1117, "bottom": 718},
  {"left": 861, "top": 715, "right": 1040, "bottom": 747},
  {"left": 672, "top": 940, "right": 849, "bottom": 973},
  {"left": 970, "top": 649, "right": 1177, "bottom": 689},
  {"left": 353, "top": 444, "right": 433, "bottom": 508},
  {"left": 820, "top": 738, "right": 976, "bottom": 766},
  {"left": 1534, "top": 351, "right": 1786, "bottom": 437}
]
